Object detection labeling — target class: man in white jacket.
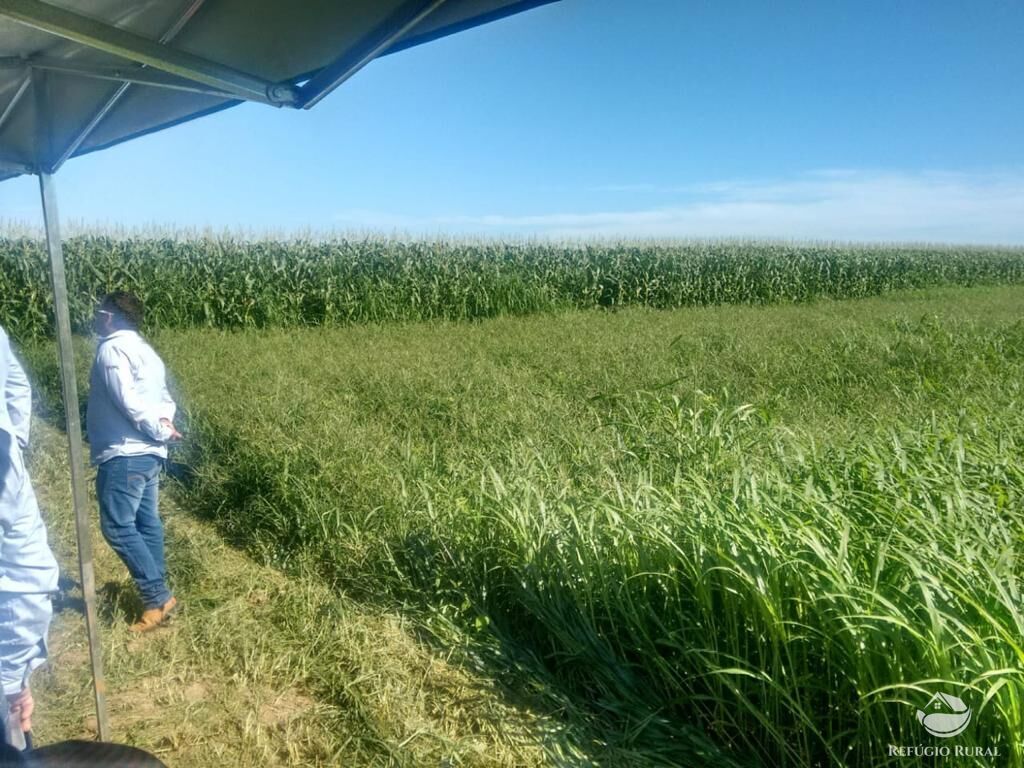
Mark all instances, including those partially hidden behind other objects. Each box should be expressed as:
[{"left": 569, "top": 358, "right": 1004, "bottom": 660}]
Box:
[
  {"left": 87, "top": 292, "right": 181, "bottom": 633},
  {"left": 0, "top": 324, "right": 59, "bottom": 743}
]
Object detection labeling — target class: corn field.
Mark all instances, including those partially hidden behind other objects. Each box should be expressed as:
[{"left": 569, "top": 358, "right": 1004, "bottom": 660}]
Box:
[{"left": 2, "top": 234, "right": 1023, "bottom": 340}]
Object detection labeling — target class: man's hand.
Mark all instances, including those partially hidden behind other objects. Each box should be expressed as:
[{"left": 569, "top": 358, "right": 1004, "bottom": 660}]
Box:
[
  {"left": 159, "top": 418, "right": 184, "bottom": 441},
  {"left": 7, "top": 687, "right": 34, "bottom": 733}
]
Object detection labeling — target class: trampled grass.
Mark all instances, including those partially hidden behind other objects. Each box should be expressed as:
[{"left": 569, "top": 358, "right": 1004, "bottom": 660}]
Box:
[{"left": 21, "top": 284, "right": 1024, "bottom": 766}]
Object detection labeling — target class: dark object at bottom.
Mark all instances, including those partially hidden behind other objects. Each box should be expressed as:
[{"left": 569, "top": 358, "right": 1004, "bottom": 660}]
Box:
[{"left": 0, "top": 740, "right": 166, "bottom": 767}]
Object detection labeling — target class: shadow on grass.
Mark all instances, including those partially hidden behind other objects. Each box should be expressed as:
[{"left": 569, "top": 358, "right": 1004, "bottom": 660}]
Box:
[
  {"left": 52, "top": 574, "right": 85, "bottom": 616},
  {"left": 96, "top": 581, "right": 144, "bottom": 625}
]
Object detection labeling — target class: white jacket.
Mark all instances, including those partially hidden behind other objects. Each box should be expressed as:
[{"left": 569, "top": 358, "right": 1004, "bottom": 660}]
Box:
[{"left": 86, "top": 329, "right": 177, "bottom": 465}]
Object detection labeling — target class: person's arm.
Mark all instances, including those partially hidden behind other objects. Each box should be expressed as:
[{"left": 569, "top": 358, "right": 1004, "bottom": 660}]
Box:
[
  {"left": 99, "top": 346, "right": 173, "bottom": 443},
  {"left": 157, "top": 384, "right": 183, "bottom": 441},
  {"left": 6, "top": 356, "right": 31, "bottom": 450},
  {"left": 5, "top": 687, "right": 33, "bottom": 734},
  {"left": 158, "top": 382, "right": 177, "bottom": 423},
  {"left": 3, "top": 340, "right": 31, "bottom": 451}
]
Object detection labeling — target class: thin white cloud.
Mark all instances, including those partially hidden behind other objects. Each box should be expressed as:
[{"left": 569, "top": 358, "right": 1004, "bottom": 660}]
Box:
[
  {"left": 587, "top": 183, "right": 659, "bottom": 193},
  {"left": 335, "top": 170, "right": 1024, "bottom": 244}
]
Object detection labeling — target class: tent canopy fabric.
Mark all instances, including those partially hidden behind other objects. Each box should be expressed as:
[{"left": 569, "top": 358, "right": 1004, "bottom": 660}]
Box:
[{"left": 0, "top": 0, "right": 557, "bottom": 182}]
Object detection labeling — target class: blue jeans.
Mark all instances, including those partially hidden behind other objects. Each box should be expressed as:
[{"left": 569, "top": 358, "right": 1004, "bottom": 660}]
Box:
[{"left": 96, "top": 454, "right": 171, "bottom": 610}]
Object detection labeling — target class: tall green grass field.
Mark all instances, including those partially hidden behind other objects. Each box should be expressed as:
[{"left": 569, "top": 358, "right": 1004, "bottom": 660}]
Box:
[{"left": 8, "top": 232, "right": 1023, "bottom": 766}]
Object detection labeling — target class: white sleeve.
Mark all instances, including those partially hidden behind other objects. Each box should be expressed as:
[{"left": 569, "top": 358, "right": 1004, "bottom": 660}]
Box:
[
  {"left": 158, "top": 383, "right": 177, "bottom": 424},
  {"left": 3, "top": 338, "right": 31, "bottom": 450}
]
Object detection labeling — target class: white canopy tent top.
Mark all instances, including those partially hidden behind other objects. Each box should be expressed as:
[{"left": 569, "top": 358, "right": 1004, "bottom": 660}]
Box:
[{"left": 0, "top": 0, "right": 558, "bottom": 742}]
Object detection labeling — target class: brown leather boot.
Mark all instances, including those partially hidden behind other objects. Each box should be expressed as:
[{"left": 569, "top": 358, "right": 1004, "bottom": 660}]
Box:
[
  {"left": 128, "top": 607, "right": 164, "bottom": 633},
  {"left": 161, "top": 596, "right": 178, "bottom": 619},
  {"left": 128, "top": 596, "right": 178, "bottom": 633}
]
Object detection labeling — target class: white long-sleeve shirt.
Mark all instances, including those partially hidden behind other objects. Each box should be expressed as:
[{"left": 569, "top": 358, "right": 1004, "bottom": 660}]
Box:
[
  {"left": 0, "top": 325, "right": 59, "bottom": 596},
  {"left": 86, "top": 329, "right": 177, "bottom": 466}
]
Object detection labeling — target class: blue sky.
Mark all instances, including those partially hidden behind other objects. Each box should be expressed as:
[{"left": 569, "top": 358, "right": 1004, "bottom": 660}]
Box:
[{"left": 2, "top": 0, "right": 1024, "bottom": 243}]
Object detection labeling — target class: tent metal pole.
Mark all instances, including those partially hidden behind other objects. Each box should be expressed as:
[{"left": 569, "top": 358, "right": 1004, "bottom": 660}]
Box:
[
  {"left": 4, "top": 57, "right": 237, "bottom": 99},
  {"left": 0, "top": 0, "right": 297, "bottom": 106},
  {"left": 0, "top": 71, "right": 30, "bottom": 133},
  {"left": 298, "top": 0, "right": 447, "bottom": 109},
  {"left": 51, "top": 0, "right": 211, "bottom": 173},
  {"left": 37, "top": 171, "right": 111, "bottom": 742}
]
